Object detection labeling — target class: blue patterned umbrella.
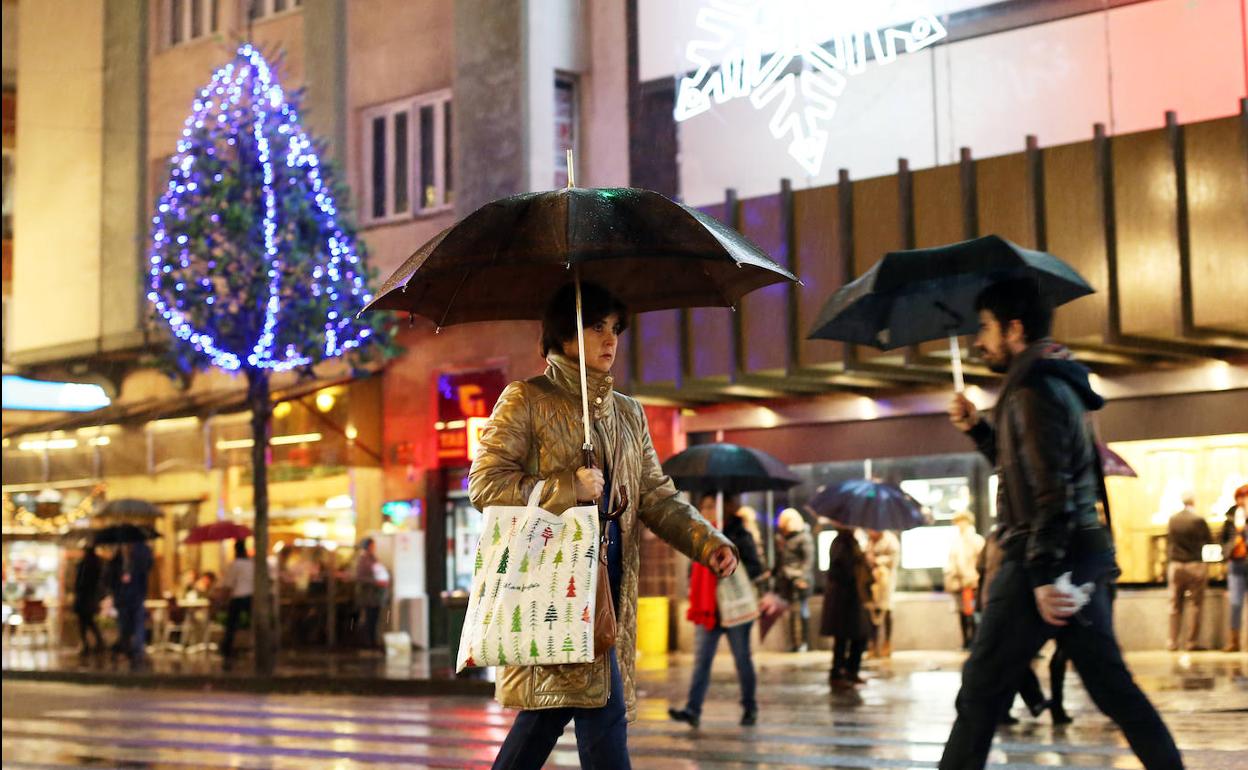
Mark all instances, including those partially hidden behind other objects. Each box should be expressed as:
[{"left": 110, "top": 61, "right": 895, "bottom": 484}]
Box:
[{"left": 805, "top": 479, "right": 927, "bottom": 531}]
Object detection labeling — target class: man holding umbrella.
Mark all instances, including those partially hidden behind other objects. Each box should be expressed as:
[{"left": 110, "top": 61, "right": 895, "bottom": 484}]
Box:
[{"left": 940, "top": 277, "right": 1181, "bottom": 770}]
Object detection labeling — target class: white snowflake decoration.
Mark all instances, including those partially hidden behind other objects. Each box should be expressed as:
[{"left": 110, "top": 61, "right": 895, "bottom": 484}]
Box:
[{"left": 674, "top": 0, "right": 948, "bottom": 175}]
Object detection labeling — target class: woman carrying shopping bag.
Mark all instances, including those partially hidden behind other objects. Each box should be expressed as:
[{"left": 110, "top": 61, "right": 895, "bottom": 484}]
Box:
[{"left": 469, "top": 283, "right": 737, "bottom": 770}]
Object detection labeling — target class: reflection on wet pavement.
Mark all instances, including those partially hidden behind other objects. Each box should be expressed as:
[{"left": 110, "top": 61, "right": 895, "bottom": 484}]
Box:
[{"left": 3, "top": 650, "right": 1245, "bottom": 768}]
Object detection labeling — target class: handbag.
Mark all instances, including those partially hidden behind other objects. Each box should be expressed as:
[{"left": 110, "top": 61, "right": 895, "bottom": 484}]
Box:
[
  {"left": 456, "top": 480, "right": 601, "bottom": 671},
  {"left": 716, "top": 563, "right": 760, "bottom": 628},
  {"left": 593, "top": 538, "right": 616, "bottom": 655}
]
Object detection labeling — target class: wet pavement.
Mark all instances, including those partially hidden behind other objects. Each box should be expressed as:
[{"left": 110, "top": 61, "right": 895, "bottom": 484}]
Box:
[{"left": 3, "top": 648, "right": 1246, "bottom": 768}]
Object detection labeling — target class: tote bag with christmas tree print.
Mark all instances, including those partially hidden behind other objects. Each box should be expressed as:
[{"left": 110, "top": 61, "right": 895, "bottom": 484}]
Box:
[{"left": 456, "top": 480, "right": 601, "bottom": 671}]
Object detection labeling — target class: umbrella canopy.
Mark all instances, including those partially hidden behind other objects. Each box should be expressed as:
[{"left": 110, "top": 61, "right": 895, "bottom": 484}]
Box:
[
  {"left": 184, "top": 521, "right": 253, "bottom": 545},
  {"left": 807, "top": 235, "right": 1094, "bottom": 350},
  {"left": 661, "top": 443, "right": 801, "bottom": 496},
  {"left": 805, "top": 479, "right": 927, "bottom": 532},
  {"left": 1097, "top": 441, "right": 1137, "bottom": 478},
  {"left": 98, "top": 499, "right": 162, "bottom": 519},
  {"left": 92, "top": 523, "right": 160, "bottom": 545},
  {"left": 360, "top": 187, "right": 797, "bottom": 326}
]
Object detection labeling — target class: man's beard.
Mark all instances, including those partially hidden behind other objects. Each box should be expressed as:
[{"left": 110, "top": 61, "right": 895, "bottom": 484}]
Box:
[{"left": 983, "top": 348, "right": 1012, "bottom": 374}]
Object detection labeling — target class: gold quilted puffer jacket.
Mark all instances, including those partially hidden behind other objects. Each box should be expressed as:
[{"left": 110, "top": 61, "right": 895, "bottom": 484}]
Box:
[{"left": 468, "top": 353, "right": 733, "bottom": 719}]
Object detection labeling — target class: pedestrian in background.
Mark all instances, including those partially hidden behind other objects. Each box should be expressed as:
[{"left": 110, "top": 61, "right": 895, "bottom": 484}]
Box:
[
  {"left": 821, "top": 528, "right": 873, "bottom": 689},
  {"left": 940, "top": 276, "right": 1181, "bottom": 770},
  {"left": 1221, "top": 484, "right": 1248, "bottom": 652},
  {"left": 735, "top": 505, "right": 768, "bottom": 578},
  {"left": 776, "top": 508, "right": 815, "bottom": 652},
  {"left": 115, "top": 540, "right": 153, "bottom": 669},
  {"left": 354, "top": 537, "right": 387, "bottom": 649},
  {"left": 865, "top": 528, "right": 899, "bottom": 658},
  {"left": 944, "top": 510, "right": 984, "bottom": 650},
  {"left": 669, "top": 493, "right": 764, "bottom": 729},
  {"left": 72, "top": 544, "right": 104, "bottom": 657},
  {"left": 220, "top": 539, "right": 254, "bottom": 663},
  {"left": 1166, "top": 492, "right": 1212, "bottom": 651}
]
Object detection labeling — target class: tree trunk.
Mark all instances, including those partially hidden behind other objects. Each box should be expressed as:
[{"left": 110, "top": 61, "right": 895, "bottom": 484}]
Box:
[{"left": 246, "top": 367, "right": 276, "bottom": 676}]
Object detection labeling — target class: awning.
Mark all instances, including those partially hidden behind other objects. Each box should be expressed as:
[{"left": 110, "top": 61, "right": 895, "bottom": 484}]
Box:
[{"left": 2, "top": 374, "right": 361, "bottom": 440}]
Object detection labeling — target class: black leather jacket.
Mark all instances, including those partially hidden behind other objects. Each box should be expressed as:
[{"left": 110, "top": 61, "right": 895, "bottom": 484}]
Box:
[{"left": 967, "top": 341, "right": 1108, "bottom": 588}]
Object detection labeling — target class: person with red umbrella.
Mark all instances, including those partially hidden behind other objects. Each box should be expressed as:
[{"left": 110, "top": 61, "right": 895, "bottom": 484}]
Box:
[{"left": 219, "top": 539, "right": 254, "bottom": 664}]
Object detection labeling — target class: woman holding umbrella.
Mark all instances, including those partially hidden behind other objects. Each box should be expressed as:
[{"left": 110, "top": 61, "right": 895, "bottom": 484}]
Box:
[
  {"left": 821, "top": 528, "right": 874, "bottom": 688},
  {"left": 469, "top": 283, "right": 736, "bottom": 770}
]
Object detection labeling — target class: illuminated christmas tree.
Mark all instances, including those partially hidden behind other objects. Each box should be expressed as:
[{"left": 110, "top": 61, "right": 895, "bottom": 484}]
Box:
[{"left": 145, "top": 44, "right": 390, "bottom": 675}]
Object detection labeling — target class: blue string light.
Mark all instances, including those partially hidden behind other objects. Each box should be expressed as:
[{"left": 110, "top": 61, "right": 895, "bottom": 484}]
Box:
[{"left": 147, "top": 45, "right": 374, "bottom": 373}]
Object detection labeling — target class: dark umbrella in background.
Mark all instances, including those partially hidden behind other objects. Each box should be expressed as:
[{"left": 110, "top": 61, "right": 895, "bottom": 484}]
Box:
[
  {"left": 808, "top": 235, "right": 1095, "bottom": 391},
  {"left": 805, "top": 479, "right": 927, "bottom": 532},
  {"left": 98, "top": 499, "right": 163, "bottom": 519},
  {"left": 92, "top": 523, "right": 160, "bottom": 545}
]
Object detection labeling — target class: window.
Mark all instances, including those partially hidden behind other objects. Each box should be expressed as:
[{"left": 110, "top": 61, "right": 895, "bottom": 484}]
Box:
[
  {"left": 166, "top": 0, "right": 218, "bottom": 47},
  {"left": 361, "top": 90, "right": 453, "bottom": 224},
  {"left": 554, "top": 75, "right": 578, "bottom": 187},
  {"left": 249, "top": 0, "right": 303, "bottom": 22}
]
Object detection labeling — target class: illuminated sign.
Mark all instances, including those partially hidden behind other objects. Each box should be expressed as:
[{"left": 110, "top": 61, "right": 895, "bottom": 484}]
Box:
[
  {"left": 436, "top": 369, "right": 507, "bottom": 466},
  {"left": 2, "top": 375, "right": 111, "bottom": 412},
  {"left": 673, "top": 0, "right": 947, "bottom": 175}
]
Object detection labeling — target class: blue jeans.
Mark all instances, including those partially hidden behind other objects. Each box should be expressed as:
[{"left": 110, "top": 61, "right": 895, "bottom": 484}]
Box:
[
  {"left": 117, "top": 602, "right": 146, "bottom": 663},
  {"left": 684, "top": 621, "right": 757, "bottom": 718},
  {"left": 1229, "top": 566, "right": 1246, "bottom": 632},
  {"left": 491, "top": 648, "right": 630, "bottom": 770}
]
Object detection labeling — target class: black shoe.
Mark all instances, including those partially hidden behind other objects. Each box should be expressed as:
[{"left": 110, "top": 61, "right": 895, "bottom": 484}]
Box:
[
  {"left": 740, "top": 709, "right": 758, "bottom": 727},
  {"left": 1028, "top": 699, "right": 1051, "bottom": 718},
  {"left": 999, "top": 713, "right": 1020, "bottom": 726},
  {"left": 1051, "top": 707, "right": 1073, "bottom": 725},
  {"left": 668, "top": 707, "right": 699, "bottom": 728}
]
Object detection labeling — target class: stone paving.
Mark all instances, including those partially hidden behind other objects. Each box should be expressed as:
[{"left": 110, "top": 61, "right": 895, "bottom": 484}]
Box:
[{"left": 3, "top": 649, "right": 1246, "bottom": 769}]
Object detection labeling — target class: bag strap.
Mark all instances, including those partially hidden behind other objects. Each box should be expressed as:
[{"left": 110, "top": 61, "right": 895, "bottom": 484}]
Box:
[{"left": 526, "top": 479, "right": 546, "bottom": 511}]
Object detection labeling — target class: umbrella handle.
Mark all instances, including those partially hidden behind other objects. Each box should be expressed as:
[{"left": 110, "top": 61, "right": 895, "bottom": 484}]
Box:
[{"left": 948, "top": 332, "right": 965, "bottom": 393}]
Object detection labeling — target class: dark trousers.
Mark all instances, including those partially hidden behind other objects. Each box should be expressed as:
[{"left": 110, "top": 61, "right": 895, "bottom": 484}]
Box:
[
  {"left": 116, "top": 602, "right": 146, "bottom": 663},
  {"left": 491, "top": 648, "right": 630, "bottom": 770},
  {"left": 1049, "top": 646, "right": 1069, "bottom": 712},
  {"left": 362, "top": 605, "right": 382, "bottom": 647},
  {"left": 832, "top": 636, "right": 867, "bottom": 680},
  {"left": 940, "top": 558, "right": 1182, "bottom": 770},
  {"left": 75, "top": 608, "right": 104, "bottom": 652},
  {"left": 685, "top": 621, "right": 757, "bottom": 717},
  {"left": 221, "top": 596, "right": 252, "bottom": 658}
]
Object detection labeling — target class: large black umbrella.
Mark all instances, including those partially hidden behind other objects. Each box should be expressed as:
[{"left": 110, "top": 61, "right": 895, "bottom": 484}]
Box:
[
  {"left": 807, "top": 235, "right": 1093, "bottom": 390},
  {"left": 363, "top": 161, "right": 796, "bottom": 458},
  {"left": 98, "top": 499, "right": 162, "bottom": 518},
  {"left": 662, "top": 443, "right": 801, "bottom": 497},
  {"left": 805, "top": 479, "right": 926, "bottom": 532},
  {"left": 92, "top": 523, "right": 160, "bottom": 545}
]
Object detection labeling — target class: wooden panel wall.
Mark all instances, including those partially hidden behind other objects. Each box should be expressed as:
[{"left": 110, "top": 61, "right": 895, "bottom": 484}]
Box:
[
  {"left": 739, "top": 194, "right": 790, "bottom": 375},
  {"left": 851, "top": 176, "right": 904, "bottom": 363},
  {"left": 1184, "top": 116, "right": 1248, "bottom": 333},
  {"left": 688, "top": 203, "right": 736, "bottom": 381},
  {"left": 1111, "top": 128, "right": 1183, "bottom": 339},
  {"left": 1044, "top": 140, "right": 1110, "bottom": 344},
  {"left": 794, "top": 184, "right": 847, "bottom": 369}
]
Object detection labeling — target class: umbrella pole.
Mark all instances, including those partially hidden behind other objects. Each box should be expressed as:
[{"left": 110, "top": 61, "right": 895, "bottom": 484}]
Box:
[
  {"left": 716, "top": 490, "right": 724, "bottom": 530},
  {"left": 948, "top": 332, "right": 966, "bottom": 393},
  {"left": 574, "top": 269, "right": 594, "bottom": 455}
]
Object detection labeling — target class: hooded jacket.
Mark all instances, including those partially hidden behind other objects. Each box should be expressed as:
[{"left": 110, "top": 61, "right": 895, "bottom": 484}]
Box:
[
  {"left": 967, "top": 340, "right": 1109, "bottom": 588},
  {"left": 468, "top": 353, "right": 732, "bottom": 718}
]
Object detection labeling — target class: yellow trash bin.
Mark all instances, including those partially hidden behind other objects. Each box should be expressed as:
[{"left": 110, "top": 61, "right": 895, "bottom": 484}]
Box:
[{"left": 635, "top": 596, "right": 670, "bottom": 658}]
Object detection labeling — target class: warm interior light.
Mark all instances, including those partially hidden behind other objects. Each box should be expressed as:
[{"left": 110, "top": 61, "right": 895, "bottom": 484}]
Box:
[
  {"left": 273, "top": 401, "right": 292, "bottom": 419},
  {"left": 315, "top": 391, "right": 336, "bottom": 413}
]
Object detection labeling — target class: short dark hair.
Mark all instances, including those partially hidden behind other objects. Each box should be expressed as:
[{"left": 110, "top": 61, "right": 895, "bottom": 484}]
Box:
[
  {"left": 540, "top": 282, "right": 629, "bottom": 358},
  {"left": 974, "top": 277, "right": 1052, "bottom": 342}
]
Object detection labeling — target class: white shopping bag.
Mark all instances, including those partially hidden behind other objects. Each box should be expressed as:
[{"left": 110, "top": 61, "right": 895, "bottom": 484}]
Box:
[
  {"left": 716, "top": 565, "right": 760, "bottom": 628},
  {"left": 456, "top": 480, "right": 601, "bottom": 671}
]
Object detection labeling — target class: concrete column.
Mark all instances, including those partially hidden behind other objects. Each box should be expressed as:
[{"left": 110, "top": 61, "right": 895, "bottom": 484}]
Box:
[
  {"left": 452, "top": 0, "right": 528, "bottom": 216},
  {"left": 301, "top": 0, "right": 347, "bottom": 161},
  {"left": 99, "top": 0, "right": 149, "bottom": 353}
]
